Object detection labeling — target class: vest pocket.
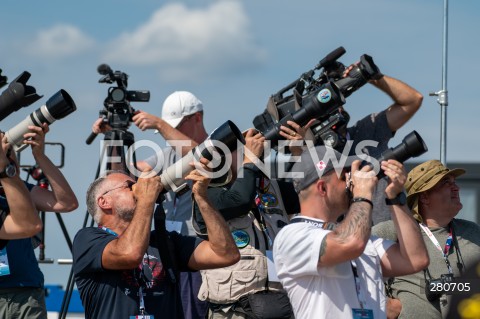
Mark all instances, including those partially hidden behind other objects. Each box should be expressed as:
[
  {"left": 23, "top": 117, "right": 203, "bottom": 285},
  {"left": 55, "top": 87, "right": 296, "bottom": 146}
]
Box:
[{"left": 231, "top": 270, "right": 257, "bottom": 298}]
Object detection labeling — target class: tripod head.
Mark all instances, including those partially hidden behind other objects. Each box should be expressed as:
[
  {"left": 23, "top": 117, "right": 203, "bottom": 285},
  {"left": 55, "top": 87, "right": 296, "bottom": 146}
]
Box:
[{"left": 23, "top": 165, "right": 48, "bottom": 189}]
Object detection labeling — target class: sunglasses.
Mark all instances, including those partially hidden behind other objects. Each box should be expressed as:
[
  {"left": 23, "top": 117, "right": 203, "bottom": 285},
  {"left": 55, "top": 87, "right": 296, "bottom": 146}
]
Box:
[{"left": 101, "top": 179, "right": 135, "bottom": 197}]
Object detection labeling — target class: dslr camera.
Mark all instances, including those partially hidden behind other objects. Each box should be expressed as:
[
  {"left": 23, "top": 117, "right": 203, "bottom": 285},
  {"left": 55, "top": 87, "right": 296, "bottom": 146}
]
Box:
[
  {"left": 425, "top": 273, "right": 454, "bottom": 302},
  {"left": 97, "top": 64, "right": 150, "bottom": 130},
  {"left": 253, "top": 47, "right": 382, "bottom": 150},
  {"left": 0, "top": 69, "right": 76, "bottom": 153}
]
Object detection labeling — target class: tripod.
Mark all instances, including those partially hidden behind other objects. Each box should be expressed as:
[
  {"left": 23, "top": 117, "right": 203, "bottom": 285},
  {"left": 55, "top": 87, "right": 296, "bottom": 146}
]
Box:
[{"left": 59, "top": 128, "right": 138, "bottom": 319}]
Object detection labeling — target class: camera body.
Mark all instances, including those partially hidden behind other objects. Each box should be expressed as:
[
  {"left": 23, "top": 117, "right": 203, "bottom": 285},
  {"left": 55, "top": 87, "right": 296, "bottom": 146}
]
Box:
[
  {"left": 97, "top": 64, "right": 150, "bottom": 130},
  {"left": 253, "top": 47, "right": 381, "bottom": 149},
  {"left": 425, "top": 273, "right": 454, "bottom": 302}
]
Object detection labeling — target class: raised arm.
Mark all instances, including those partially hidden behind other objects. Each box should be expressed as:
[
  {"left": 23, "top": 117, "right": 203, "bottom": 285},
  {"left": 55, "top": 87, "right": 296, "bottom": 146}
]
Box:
[
  {"left": 26, "top": 124, "right": 78, "bottom": 212},
  {"left": 210, "top": 129, "right": 264, "bottom": 218},
  {"left": 369, "top": 75, "right": 423, "bottom": 132},
  {"left": 186, "top": 158, "right": 240, "bottom": 270},
  {"left": 132, "top": 110, "right": 198, "bottom": 156},
  {"left": 101, "top": 175, "right": 163, "bottom": 269},
  {"left": 23, "top": 123, "right": 78, "bottom": 212},
  {"left": 379, "top": 160, "right": 429, "bottom": 277},
  {"left": 0, "top": 134, "right": 42, "bottom": 239},
  {"left": 318, "top": 161, "right": 378, "bottom": 267}
]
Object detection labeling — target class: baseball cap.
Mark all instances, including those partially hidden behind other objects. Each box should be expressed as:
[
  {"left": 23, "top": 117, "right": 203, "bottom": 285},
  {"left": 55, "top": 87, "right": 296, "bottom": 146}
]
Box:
[
  {"left": 405, "top": 160, "right": 465, "bottom": 218},
  {"left": 159, "top": 91, "right": 203, "bottom": 129},
  {"left": 292, "top": 145, "right": 358, "bottom": 193}
]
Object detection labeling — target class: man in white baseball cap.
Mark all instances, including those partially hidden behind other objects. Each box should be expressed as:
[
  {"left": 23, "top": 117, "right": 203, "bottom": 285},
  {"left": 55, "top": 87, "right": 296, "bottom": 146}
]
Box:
[
  {"left": 160, "top": 91, "right": 204, "bottom": 128},
  {"left": 134, "top": 91, "right": 208, "bottom": 154},
  {"left": 134, "top": 91, "right": 209, "bottom": 319}
]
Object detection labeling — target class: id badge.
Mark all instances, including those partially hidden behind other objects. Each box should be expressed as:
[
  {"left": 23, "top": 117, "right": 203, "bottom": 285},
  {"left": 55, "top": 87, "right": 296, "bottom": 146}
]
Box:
[
  {"left": 129, "top": 316, "right": 154, "bottom": 319},
  {"left": 352, "top": 308, "right": 373, "bottom": 319},
  {"left": 266, "top": 250, "right": 279, "bottom": 282},
  {"left": 0, "top": 247, "right": 10, "bottom": 276}
]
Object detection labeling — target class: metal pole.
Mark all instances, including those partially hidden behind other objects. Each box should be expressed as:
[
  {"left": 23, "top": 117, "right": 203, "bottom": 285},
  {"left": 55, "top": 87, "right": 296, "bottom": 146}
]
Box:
[{"left": 430, "top": 0, "right": 449, "bottom": 165}]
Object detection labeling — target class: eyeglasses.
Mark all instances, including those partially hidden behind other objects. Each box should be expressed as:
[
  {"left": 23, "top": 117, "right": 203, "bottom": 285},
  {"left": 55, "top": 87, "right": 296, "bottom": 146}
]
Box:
[{"left": 100, "top": 179, "right": 135, "bottom": 197}]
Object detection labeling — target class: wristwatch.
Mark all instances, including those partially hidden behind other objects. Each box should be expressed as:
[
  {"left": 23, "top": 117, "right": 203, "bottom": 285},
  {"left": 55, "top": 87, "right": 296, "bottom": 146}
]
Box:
[
  {"left": 385, "top": 192, "right": 407, "bottom": 206},
  {"left": 0, "top": 163, "right": 17, "bottom": 178}
]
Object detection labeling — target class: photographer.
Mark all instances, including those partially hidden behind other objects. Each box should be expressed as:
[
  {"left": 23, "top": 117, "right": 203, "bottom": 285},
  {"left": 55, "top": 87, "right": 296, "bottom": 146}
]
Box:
[
  {"left": 0, "top": 123, "right": 78, "bottom": 319},
  {"left": 91, "top": 90, "right": 210, "bottom": 319},
  {"left": 340, "top": 67, "right": 423, "bottom": 225},
  {"left": 273, "top": 146, "right": 429, "bottom": 319},
  {"left": 0, "top": 133, "right": 41, "bottom": 240},
  {"left": 372, "top": 160, "right": 480, "bottom": 319},
  {"left": 192, "top": 125, "right": 309, "bottom": 319},
  {"left": 72, "top": 159, "right": 240, "bottom": 319}
]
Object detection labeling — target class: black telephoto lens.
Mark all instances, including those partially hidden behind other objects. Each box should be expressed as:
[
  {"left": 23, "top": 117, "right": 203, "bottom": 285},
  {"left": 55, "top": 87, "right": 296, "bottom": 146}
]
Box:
[{"left": 0, "top": 71, "right": 42, "bottom": 121}]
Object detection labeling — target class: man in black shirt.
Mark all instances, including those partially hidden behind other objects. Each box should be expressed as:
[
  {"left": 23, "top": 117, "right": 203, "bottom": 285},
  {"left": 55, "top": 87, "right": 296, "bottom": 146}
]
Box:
[{"left": 72, "top": 159, "right": 240, "bottom": 319}]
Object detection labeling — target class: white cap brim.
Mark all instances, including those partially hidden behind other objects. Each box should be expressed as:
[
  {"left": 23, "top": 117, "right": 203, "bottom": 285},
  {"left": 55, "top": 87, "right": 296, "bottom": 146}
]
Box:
[{"left": 154, "top": 117, "right": 183, "bottom": 134}]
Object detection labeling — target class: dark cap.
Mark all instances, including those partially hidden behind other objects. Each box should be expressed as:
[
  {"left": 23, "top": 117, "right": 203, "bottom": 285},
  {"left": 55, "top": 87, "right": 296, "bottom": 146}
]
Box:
[{"left": 292, "top": 145, "right": 357, "bottom": 193}]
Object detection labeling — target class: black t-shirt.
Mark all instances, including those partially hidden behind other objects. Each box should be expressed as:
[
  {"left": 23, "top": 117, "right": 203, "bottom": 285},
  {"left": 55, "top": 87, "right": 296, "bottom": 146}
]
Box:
[{"left": 72, "top": 227, "right": 201, "bottom": 319}]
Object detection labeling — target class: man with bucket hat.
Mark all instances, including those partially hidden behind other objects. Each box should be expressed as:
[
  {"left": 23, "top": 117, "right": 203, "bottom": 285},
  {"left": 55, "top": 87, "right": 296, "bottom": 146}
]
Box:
[
  {"left": 373, "top": 160, "right": 480, "bottom": 319},
  {"left": 273, "top": 146, "right": 428, "bottom": 319}
]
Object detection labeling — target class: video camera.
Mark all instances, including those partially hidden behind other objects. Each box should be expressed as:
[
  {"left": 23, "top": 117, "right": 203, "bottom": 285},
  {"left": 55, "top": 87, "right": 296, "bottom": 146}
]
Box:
[
  {"left": 97, "top": 63, "right": 150, "bottom": 129},
  {"left": 86, "top": 64, "right": 150, "bottom": 144},
  {"left": 253, "top": 47, "right": 382, "bottom": 150}
]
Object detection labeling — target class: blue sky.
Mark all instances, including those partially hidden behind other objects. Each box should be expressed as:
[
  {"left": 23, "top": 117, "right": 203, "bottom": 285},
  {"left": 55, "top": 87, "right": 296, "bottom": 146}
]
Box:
[{"left": 1, "top": 0, "right": 479, "bottom": 286}]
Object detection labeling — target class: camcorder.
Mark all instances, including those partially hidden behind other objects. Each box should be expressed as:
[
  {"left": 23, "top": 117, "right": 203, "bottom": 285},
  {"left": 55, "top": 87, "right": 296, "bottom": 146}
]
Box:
[
  {"left": 0, "top": 68, "right": 77, "bottom": 152},
  {"left": 86, "top": 64, "right": 150, "bottom": 144},
  {"left": 253, "top": 46, "right": 382, "bottom": 150}
]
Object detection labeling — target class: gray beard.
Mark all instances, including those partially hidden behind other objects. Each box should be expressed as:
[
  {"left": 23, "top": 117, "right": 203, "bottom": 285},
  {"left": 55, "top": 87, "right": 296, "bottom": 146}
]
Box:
[{"left": 116, "top": 205, "right": 135, "bottom": 222}]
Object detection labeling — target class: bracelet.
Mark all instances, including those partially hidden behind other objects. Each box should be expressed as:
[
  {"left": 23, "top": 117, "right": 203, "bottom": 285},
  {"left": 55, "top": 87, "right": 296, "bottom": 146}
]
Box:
[{"left": 351, "top": 197, "right": 373, "bottom": 208}]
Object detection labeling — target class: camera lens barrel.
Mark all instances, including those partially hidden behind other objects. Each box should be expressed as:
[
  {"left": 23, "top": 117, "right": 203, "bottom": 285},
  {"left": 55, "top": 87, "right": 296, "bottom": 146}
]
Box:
[
  {"left": 373, "top": 130, "right": 428, "bottom": 178},
  {"left": 160, "top": 120, "right": 245, "bottom": 193},
  {"left": 5, "top": 89, "right": 77, "bottom": 153}
]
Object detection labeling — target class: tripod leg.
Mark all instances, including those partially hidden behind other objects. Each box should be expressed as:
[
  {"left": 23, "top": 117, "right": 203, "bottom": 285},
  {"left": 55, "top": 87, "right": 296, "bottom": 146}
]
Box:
[
  {"left": 58, "top": 266, "right": 75, "bottom": 319},
  {"left": 38, "top": 211, "right": 46, "bottom": 261},
  {"left": 55, "top": 213, "right": 73, "bottom": 252}
]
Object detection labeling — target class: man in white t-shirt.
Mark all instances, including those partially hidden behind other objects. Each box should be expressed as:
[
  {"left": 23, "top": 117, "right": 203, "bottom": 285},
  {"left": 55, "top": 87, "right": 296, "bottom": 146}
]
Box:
[{"left": 273, "top": 145, "right": 429, "bottom": 319}]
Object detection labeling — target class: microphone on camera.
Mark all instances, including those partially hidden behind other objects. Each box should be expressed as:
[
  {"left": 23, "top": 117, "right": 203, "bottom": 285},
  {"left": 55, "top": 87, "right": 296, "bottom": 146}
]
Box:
[
  {"left": 97, "top": 64, "right": 113, "bottom": 76},
  {"left": 315, "top": 46, "right": 346, "bottom": 69}
]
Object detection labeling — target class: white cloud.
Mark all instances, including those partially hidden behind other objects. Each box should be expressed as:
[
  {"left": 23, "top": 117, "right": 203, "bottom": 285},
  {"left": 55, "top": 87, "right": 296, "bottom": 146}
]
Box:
[
  {"left": 27, "top": 24, "right": 95, "bottom": 58},
  {"left": 102, "top": 1, "right": 266, "bottom": 79}
]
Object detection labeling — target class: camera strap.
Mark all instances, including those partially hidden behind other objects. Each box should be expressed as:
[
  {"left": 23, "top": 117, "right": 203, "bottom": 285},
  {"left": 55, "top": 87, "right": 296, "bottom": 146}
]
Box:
[
  {"left": 419, "top": 223, "right": 454, "bottom": 274},
  {"left": 450, "top": 221, "right": 465, "bottom": 275}
]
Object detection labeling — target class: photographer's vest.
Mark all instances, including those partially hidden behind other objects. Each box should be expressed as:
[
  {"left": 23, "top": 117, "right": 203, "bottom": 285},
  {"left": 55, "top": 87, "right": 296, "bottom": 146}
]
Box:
[{"left": 197, "top": 178, "right": 290, "bottom": 304}]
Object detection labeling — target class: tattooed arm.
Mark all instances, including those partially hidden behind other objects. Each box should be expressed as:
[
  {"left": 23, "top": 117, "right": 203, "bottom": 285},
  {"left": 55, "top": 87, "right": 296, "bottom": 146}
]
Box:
[{"left": 318, "top": 161, "right": 378, "bottom": 267}]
